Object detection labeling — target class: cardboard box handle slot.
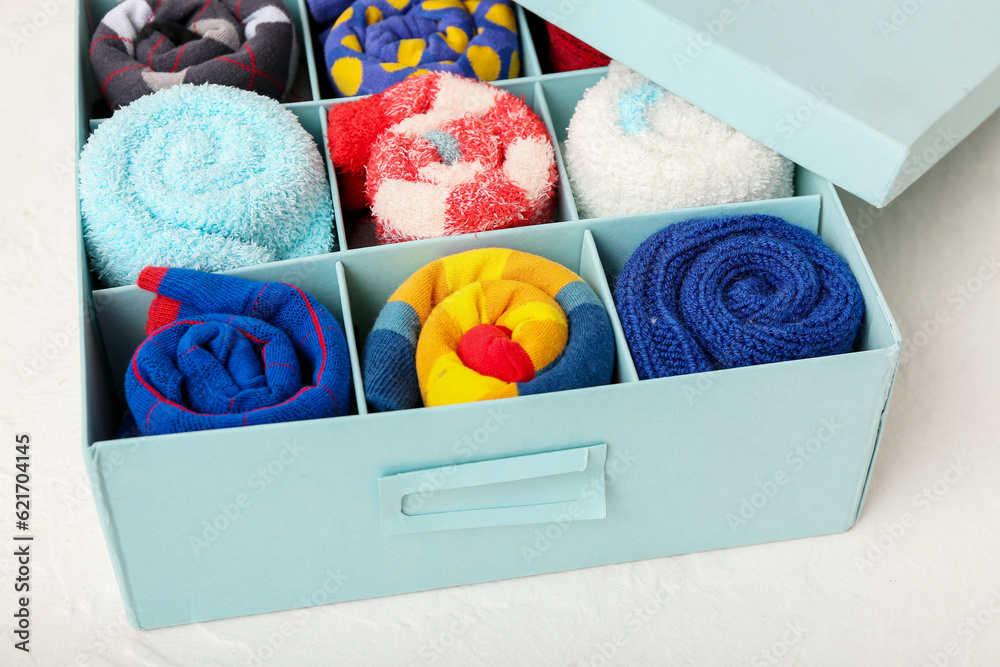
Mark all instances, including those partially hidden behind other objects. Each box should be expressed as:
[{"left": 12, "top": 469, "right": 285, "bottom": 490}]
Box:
[{"left": 378, "top": 444, "right": 608, "bottom": 535}]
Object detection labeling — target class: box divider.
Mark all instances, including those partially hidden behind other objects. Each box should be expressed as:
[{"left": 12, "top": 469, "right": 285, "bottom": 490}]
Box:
[
  {"left": 579, "top": 229, "right": 639, "bottom": 384},
  {"left": 532, "top": 80, "right": 579, "bottom": 221},
  {"left": 318, "top": 105, "right": 349, "bottom": 252},
  {"left": 294, "top": 0, "right": 322, "bottom": 102},
  {"left": 515, "top": 4, "right": 543, "bottom": 78},
  {"left": 335, "top": 261, "right": 369, "bottom": 415}
]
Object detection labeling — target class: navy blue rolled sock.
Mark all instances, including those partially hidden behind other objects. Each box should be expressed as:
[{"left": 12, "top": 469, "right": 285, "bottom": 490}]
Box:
[{"left": 615, "top": 214, "right": 865, "bottom": 379}]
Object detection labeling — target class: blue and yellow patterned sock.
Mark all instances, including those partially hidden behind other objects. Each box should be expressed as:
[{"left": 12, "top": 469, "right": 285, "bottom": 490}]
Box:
[{"left": 319, "top": 0, "right": 520, "bottom": 97}]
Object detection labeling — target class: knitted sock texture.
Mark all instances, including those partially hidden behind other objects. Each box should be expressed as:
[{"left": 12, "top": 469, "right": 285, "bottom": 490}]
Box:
[
  {"left": 614, "top": 215, "right": 865, "bottom": 379},
  {"left": 327, "top": 72, "right": 557, "bottom": 244},
  {"left": 565, "top": 61, "right": 794, "bottom": 219},
  {"left": 125, "top": 267, "right": 353, "bottom": 435},
  {"left": 545, "top": 23, "right": 610, "bottom": 72},
  {"left": 305, "top": 0, "right": 352, "bottom": 24},
  {"left": 90, "top": 0, "right": 296, "bottom": 110},
  {"left": 363, "top": 248, "right": 615, "bottom": 411},
  {"left": 79, "top": 84, "right": 333, "bottom": 288},
  {"left": 318, "top": 0, "right": 520, "bottom": 97}
]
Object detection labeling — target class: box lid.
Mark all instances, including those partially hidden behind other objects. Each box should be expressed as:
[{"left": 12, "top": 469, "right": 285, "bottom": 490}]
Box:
[{"left": 519, "top": 0, "right": 1000, "bottom": 207}]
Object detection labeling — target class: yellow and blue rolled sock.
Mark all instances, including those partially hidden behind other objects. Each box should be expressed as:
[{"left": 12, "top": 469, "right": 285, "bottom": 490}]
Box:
[
  {"left": 306, "top": 0, "right": 353, "bottom": 24},
  {"left": 320, "top": 0, "right": 520, "bottom": 97},
  {"left": 363, "top": 248, "right": 615, "bottom": 410}
]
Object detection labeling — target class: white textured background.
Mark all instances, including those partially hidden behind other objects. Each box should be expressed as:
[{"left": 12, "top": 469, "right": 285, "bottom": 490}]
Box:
[{"left": 2, "top": 2, "right": 1000, "bottom": 665}]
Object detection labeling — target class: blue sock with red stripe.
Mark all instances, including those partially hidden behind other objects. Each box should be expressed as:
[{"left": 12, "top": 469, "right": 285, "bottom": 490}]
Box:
[{"left": 124, "top": 267, "right": 353, "bottom": 436}]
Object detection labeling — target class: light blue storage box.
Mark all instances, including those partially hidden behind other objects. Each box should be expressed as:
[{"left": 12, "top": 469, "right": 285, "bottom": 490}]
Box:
[{"left": 74, "top": 0, "right": 954, "bottom": 629}]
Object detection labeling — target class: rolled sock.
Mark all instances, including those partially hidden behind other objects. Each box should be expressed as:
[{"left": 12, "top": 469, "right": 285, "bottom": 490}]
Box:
[
  {"left": 565, "top": 61, "right": 794, "bottom": 219},
  {"left": 79, "top": 84, "right": 334, "bottom": 287},
  {"left": 320, "top": 0, "right": 520, "bottom": 97},
  {"left": 305, "top": 0, "right": 353, "bottom": 25},
  {"left": 545, "top": 23, "right": 610, "bottom": 72},
  {"left": 327, "top": 72, "right": 557, "bottom": 244},
  {"left": 90, "top": 0, "right": 297, "bottom": 109},
  {"left": 363, "top": 248, "right": 615, "bottom": 411},
  {"left": 124, "top": 266, "right": 353, "bottom": 435},
  {"left": 614, "top": 214, "right": 865, "bottom": 379}
]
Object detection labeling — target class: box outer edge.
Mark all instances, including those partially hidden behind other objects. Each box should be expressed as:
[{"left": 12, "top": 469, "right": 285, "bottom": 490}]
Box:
[
  {"left": 874, "top": 60, "right": 1000, "bottom": 206},
  {"left": 813, "top": 177, "right": 903, "bottom": 523},
  {"left": 852, "top": 345, "right": 901, "bottom": 524},
  {"left": 85, "top": 447, "right": 143, "bottom": 628},
  {"left": 75, "top": 0, "right": 143, "bottom": 629}
]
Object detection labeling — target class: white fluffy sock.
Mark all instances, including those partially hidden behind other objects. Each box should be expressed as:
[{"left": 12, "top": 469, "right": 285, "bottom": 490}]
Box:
[{"left": 565, "top": 61, "right": 794, "bottom": 218}]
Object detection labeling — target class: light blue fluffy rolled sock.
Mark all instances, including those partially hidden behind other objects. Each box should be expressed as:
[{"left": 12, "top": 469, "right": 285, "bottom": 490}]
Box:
[{"left": 79, "top": 84, "right": 334, "bottom": 287}]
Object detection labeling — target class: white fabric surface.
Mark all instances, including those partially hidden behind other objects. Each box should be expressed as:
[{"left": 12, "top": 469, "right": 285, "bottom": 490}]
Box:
[
  {"left": 565, "top": 61, "right": 793, "bottom": 219},
  {"left": 2, "top": 5, "right": 1000, "bottom": 665}
]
